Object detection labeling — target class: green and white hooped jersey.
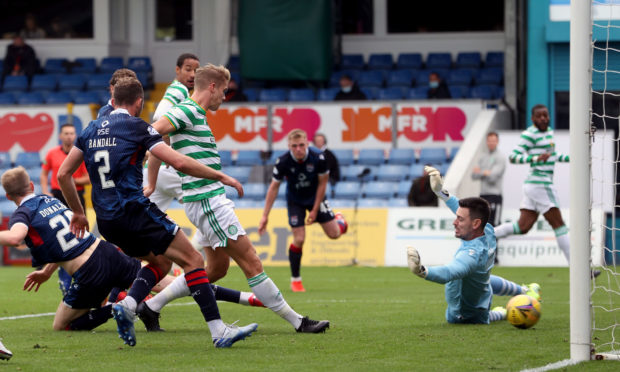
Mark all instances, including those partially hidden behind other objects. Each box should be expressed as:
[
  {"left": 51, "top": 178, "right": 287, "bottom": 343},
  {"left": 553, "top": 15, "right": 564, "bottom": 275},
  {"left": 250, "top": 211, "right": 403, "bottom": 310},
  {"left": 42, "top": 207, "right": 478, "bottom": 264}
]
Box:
[
  {"left": 164, "top": 98, "right": 225, "bottom": 202},
  {"left": 162, "top": 80, "right": 189, "bottom": 106},
  {"left": 509, "top": 126, "right": 569, "bottom": 185}
]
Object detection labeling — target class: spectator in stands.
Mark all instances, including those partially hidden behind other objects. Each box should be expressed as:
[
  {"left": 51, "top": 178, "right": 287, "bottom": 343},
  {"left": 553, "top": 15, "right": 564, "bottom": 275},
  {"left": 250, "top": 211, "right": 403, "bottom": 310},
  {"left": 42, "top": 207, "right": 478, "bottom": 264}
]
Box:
[
  {"left": 19, "top": 14, "right": 46, "bottom": 39},
  {"left": 2, "top": 35, "right": 37, "bottom": 82},
  {"left": 408, "top": 167, "right": 438, "bottom": 207},
  {"left": 427, "top": 72, "right": 451, "bottom": 99},
  {"left": 47, "top": 17, "right": 73, "bottom": 38},
  {"left": 471, "top": 131, "right": 505, "bottom": 227},
  {"left": 334, "top": 74, "right": 367, "bottom": 101},
  {"left": 312, "top": 132, "right": 340, "bottom": 186},
  {"left": 225, "top": 78, "right": 247, "bottom": 102}
]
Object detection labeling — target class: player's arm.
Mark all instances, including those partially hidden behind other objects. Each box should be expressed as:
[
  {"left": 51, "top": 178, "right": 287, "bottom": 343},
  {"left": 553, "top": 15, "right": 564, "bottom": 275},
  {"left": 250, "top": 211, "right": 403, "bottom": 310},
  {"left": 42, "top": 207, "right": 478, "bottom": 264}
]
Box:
[
  {"left": 0, "top": 223, "right": 28, "bottom": 246},
  {"left": 554, "top": 152, "right": 570, "bottom": 163},
  {"left": 307, "top": 173, "right": 329, "bottom": 225},
  {"left": 258, "top": 179, "right": 281, "bottom": 235},
  {"left": 152, "top": 98, "right": 174, "bottom": 122},
  {"left": 407, "top": 246, "right": 477, "bottom": 283},
  {"left": 24, "top": 263, "right": 58, "bottom": 292},
  {"left": 72, "top": 164, "right": 90, "bottom": 186},
  {"left": 57, "top": 148, "right": 89, "bottom": 237},
  {"left": 151, "top": 116, "right": 177, "bottom": 137},
  {"left": 144, "top": 152, "right": 162, "bottom": 198},
  {"left": 509, "top": 132, "right": 550, "bottom": 164}
]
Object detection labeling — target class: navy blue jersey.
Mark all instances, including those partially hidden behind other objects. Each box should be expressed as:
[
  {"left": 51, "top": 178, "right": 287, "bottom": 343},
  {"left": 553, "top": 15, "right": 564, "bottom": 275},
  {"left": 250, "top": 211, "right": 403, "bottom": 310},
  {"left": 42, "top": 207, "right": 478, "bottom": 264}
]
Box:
[
  {"left": 273, "top": 148, "right": 328, "bottom": 205},
  {"left": 9, "top": 194, "right": 96, "bottom": 267},
  {"left": 75, "top": 109, "right": 163, "bottom": 219},
  {"left": 97, "top": 102, "right": 113, "bottom": 118}
]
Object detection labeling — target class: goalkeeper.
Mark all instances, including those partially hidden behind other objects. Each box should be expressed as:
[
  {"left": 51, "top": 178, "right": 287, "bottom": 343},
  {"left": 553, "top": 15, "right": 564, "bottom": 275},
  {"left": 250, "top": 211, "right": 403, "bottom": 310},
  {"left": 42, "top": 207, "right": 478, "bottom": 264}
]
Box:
[{"left": 407, "top": 166, "right": 540, "bottom": 324}]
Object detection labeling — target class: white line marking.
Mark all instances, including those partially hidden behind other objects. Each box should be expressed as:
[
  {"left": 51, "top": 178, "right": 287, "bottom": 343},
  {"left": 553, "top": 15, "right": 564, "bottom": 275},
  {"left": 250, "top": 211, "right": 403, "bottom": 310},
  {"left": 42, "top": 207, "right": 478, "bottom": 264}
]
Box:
[{"left": 521, "top": 359, "right": 582, "bottom": 372}]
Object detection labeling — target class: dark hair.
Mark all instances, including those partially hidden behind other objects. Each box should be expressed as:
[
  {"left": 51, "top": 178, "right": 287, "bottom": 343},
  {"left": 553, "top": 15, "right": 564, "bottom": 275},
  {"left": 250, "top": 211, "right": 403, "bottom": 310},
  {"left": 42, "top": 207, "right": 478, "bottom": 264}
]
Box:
[
  {"left": 113, "top": 78, "right": 143, "bottom": 106},
  {"left": 487, "top": 131, "right": 498, "bottom": 138},
  {"left": 340, "top": 74, "right": 353, "bottom": 81},
  {"left": 177, "top": 53, "right": 199, "bottom": 68},
  {"left": 531, "top": 104, "right": 548, "bottom": 116},
  {"left": 458, "top": 197, "right": 490, "bottom": 228},
  {"left": 59, "top": 123, "right": 74, "bottom": 132}
]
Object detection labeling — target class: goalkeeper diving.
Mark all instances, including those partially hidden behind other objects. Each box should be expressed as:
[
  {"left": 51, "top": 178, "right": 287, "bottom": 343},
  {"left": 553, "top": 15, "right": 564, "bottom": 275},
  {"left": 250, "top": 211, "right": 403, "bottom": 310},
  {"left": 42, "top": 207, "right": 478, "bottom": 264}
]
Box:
[{"left": 407, "top": 166, "right": 540, "bottom": 324}]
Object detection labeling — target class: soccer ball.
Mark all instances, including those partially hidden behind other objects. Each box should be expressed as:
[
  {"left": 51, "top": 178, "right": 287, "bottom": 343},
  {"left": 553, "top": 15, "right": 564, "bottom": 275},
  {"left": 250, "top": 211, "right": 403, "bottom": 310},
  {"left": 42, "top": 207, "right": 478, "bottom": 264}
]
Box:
[{"left": 506, "top": 294, "right": 541, "bottom": 329}]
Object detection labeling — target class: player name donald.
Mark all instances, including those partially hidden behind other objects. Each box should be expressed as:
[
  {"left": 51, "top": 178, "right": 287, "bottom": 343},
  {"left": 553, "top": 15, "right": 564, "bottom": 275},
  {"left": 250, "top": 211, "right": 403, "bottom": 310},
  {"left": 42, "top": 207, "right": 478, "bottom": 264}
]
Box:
[
  {"left": 88, "top": 137, "right": 118, "bottom": 148},
  {"left": 38, "top": 203, "right": 66, "bottom": 218}
]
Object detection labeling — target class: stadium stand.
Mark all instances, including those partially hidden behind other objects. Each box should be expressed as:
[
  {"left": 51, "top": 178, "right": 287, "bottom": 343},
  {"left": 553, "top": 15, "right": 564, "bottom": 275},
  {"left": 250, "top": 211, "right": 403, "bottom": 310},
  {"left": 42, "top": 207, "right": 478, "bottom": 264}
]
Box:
[
  {"left": 44, "top": 58, "right": 68, "bottom": 74},
  {"left": 448, "top": 85, "right": 470, "bottom": 99},
  {"left": 396, "top": 180, "right": 411, "bottom": 198},
  {"left": 471, "top": 85, "right": 497, "bottom": 100},
  {"left": 73, "top": 91, "right": 100, "bottom": 104},
  {"left": 388, "top": 198, "right": 408, "bottom": 207},
  {"left": 259, "top": 88, "right": 287, "bottom": 102},
  {"left": 243, "top": 183, "right": 267, "bottom": 200},
  {"left": 30, "top": 74, "right": 57, "bottom": 91},
  {"left": 378, "top": 87, "right": 405, "bottom": 100},
  {"left": 358, "top": 198, "right": 387, "bottom": 208},
  {"left": 367, "top": 53, "right": 393, "bottom": 70},
  {"left": 340, "top": 54, "right": 365, "bottom": 70},
  {"left": 18, "top": 92, "right": 45, "bottom": 104},
  {"left": 219, "top": 150, "right": 232, "bottom": 166},
  {"left": 225, "top": 166, "right": 252, "bottom": 184},
  {"left": 58, "top": 74, "right": 86, "bottom": 91},
  {"left": 3, "top": 76, "right": 28, "bottom": 92},
  {"left": 236, "top": 150, "right": 263, "bottom": 166},
  {"left": 46, "top": 91, "right": 73, "bottom": 104},
  {"left": 0, "top": 92, "right": 16, "bottom": 104},
  {"left": 419, "top": 148, "right": 448, "bottom": 164},
  {"left": 485, "top": 51, "right": 504, "bottom": 67},
  {"left": 334, "top": 182, "right": 361, "bottom": 200},
  {"left": 331, "top": 149, "right": 354, "bottom": 166},
  {"left": 288, "top": 88, "right": 315, "bottom": 102},
  {"left": 455, "top": 52, "right": 482, "bottom": 68},
  {"left": 396, "top": 53, "right": 423, "bottom": 70},
  {"left": 376, "top": 165, "right": 409, "bottom": 182},
  {"left": 408, "top": 86, "right": 428, "bottom": 99},
  {"left": 0, "top": 152, "right": 11, "bottom": 169},
  {"left": 386, "top": 69, "right": 415, "bottom": 87},
  {"left": 73, "top": 57, "right": 97, "bottom": 73},
  {"left": 317, "top": 87, "right": 339, "bottom": 101},
  {"left": 388, "top": 148, "right": 415, "bottom": 165},
  {"left": 426, "top": 53, "right": 452, "bottom": 69},
  {"left": 358, "top": 70, "right": 384, "bottom": 88},
  {"left": 15, "top": 152, "right": 41, "bottom": 168},
  {"left": 364, "top": 181, "right": 398, "bottom": 199},
  {"left": 358, "top": 149, "right": 385, "bottom": 166},
  {"left": 100, "top": 57, "right": 124, "bottom": 73}
]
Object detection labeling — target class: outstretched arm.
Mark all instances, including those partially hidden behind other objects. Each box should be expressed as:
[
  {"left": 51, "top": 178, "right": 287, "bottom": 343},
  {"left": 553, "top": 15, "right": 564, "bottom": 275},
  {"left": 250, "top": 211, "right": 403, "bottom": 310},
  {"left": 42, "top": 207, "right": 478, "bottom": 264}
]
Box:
[
  {"left": 407, "top": 246, "right": 477, "bottom": 284},
  {"left": 0, "top": 223, "right": 28, "bottom": 246}
]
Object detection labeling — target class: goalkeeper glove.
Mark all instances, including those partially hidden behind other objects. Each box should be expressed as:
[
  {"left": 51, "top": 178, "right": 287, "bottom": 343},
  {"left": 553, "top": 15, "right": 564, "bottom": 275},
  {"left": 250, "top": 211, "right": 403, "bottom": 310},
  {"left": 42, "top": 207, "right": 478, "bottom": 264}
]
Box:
[
  {"left": 407, "top": 246, "right": 427, "bottom": 278},
  {"left": 424, "top": 166, "right": 449, "bottom": 201}
]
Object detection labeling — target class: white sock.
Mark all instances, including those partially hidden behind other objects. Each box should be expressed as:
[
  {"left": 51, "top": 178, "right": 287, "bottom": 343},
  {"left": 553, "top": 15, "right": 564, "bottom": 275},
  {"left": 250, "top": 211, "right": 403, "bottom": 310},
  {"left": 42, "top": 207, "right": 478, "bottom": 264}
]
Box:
[
  {"left": 554, "top": 226, "right": 570, "bottom": 262},
  {"left": 145, "top": 274, "right": 190, "bottom": 313},
  {"left": 291, "top": 276, "right": 302, "bottom": 282},
  {"left": 489, "top": 309, "right": 506, "bottom": 322},
  {"left": 207, "top": 319, "right": 227, "bottom": 338},
  {"left": 119, "top": 296, "right": 137, "bottom": 312},
  {"left": 248, "top": 272, "right": 302, "bottom": 329},
  {"left": 495, "top": 222, "right": 517, "bottom": 239},
  {"left": 238, "top": 292, "right": 251, "bottom": 306}
]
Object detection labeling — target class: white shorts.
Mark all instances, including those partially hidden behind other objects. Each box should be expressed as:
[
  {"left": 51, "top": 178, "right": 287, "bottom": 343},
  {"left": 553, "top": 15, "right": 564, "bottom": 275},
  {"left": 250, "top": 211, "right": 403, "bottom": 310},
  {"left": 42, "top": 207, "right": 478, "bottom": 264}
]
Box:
[
  {"left": 184, "top": 194, "right": 246, "bottom": 249},
  {"left": 520, "top": 183, "right": 560, "bottom": 214}
]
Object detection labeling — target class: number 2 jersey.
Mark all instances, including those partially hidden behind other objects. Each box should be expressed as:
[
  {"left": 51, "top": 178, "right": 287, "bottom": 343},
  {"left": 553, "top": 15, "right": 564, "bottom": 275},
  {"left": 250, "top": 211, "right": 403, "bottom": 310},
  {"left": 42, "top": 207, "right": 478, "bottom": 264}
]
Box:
[
  {"left": 9, "top": 194, "right": 96, "bottom": 267},
  {"left": 75, "top": 108, "right": 164, "bottom": 219}
]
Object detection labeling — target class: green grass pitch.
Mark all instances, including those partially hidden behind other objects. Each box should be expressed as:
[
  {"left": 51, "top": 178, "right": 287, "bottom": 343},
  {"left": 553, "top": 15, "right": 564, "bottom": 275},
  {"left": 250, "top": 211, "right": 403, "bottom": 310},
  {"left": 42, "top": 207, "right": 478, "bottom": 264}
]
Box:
[{"left": 0, "top": 265, "right": 617, "bottom": 371}]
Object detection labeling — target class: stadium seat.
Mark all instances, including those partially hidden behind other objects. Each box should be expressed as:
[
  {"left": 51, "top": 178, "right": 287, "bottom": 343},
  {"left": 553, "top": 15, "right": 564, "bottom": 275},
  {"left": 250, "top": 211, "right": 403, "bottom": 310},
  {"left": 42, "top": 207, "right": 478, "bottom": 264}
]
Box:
[
  {"left": 58, "top": 74, "right": 86, "bottom": 91},
  {"left": 219, "top": 150, "right": 232, "bottom": 166},
  {"left": 243, "top": 183, "right": 266, "bottom": 200},
  {"left": 87, "top": 74, "right": 111, "bottom": 91},
  {"left": 243, "top": 88, "right": 259, "bottom": 102},
  {"left": 329, "top": 70, "right": 362, "bottom": 88},
  {"left": 266, "top": 151, "right": 280, "bottom": 165},
  {"left": 317, "top": 88, "right": 339, "bottom": 101},
  {"left": 396, "top": 180, "right": 411, "bottom": 198},
  {"left": 448, "top": 85, "right": 471, "bottom": 99},
  {"left": 376, "top": 165, "right": 409, "bottom": 182},
  {"left": 236, "top": 150, "right": 263, "bottom": 166},
  {"left": 30, "top": 75, "right": 57, "bottom": 91},
  {"left": 329, "top": 199, "right": 356, "bottom": 208},
  {"left": 334, "top": 181, "right": 362, "bottom": 200},
  {"left": 3, "top": 75, "right": 28, "bottom": 92},
  {"left": 388, "top": 198, "right": 409, "bottom": 207},
  {"left": 17, "top": 92, "right": 45, "bottom": 104},
  {"left": 226, "top": 166, "right": 252, "bottom": 183},
  {"left": 227, "top": 55, "right": 240, "bottom": 72},
  {"left": 426, "top": 53, "right": 452, "bottom": 69},
  {"left": 288, "top": 89, "right": 315, "bottom": 102},
  {"left": 377, "top": 87, "right": 405, "bottom": 100},
  {"left": 73, "top": 91, "right": 100, "bottom": 104},
  {"left": 476, "top": 68, "right": 503, "bottom": 85},
  {"left": 408, "top": 163, "right": 426, "bottom": 179},
  {"left": 0, "top": 92, "right": 15, "bottom": 104},
  {"left": 447, "top": 70, "right": 473, "bottom": 86},
  {"left": 358, "top": 198, "right": 387, "bottom": 208},
  {"left": 26, "top": 167, "right": 41, "bottom": 183},
  {"left": 449, "top": 147, "right": 459, "bottom": 160},
  {"left": 496, "top": 86, "right": 505, "bottom": 98},
  {"left": 358, "top": 149, "right": 385, "bottom": 166},
  {"left": 0, "top": 152, "right": 11, "bottom": 169},
  {"left": 15, "top": 152, "right": 41, "bottom": 168},
  {"left": 386, "top": 70, "right": 415, "bottom": 87},
  {"left": 0, "top": 199, "right": 16, "bottom": 216},
  {"left": 407, "top": 87, "right": 428, "bottom": 99},
  {"left": 439, "top": 163, "right": 450, "bottom": 175},
  {"left": 358, "top": 70, "right": 384, "bottom": 88},
  {"left": 360, "top": 87, "right": 378, "bottom": 100},
  {"left": 44, "top": 58, "right": 68, "bottom": 74},
  {"left": 471, "top": 85, "right": 498, "bottom": 100},
  {"left": 136, "top": 71, "right": 150, "bottom": 89},
  {"left": 272, "top": 199, "right": 287, "bottom": 208},
  {"left": 388, "top": 148, "right": 415, "bottom": 165},
  {"left": 127, "top": 57, "right": 152, "bottom": 72},
  {"left": 368, "top": 53, "right": 393, "bottom": 70},
  {"left": 485, "top": 51, "right": 504, "bottom": 67},
  {"left": 396, "top": 53, "right": 423, "bottom": 70},
  {"left": 363, "top": 181, "right": 398, "bottom": 199},
  {"left": 419, "top": 148, "right": 447, "bottom": 164},
  {"left": 46, "top": 91, "right": 73, "bottom": 104},
  {"left": 72, "top": 58, "right": 97, "bottom": 73},
  {"left": 98, "top": 91, "right": 111, "bottom": 105},
  {"left": 259, "top": 88, "right": 287, "bottom": 102},
  {"left": 341, "top": 165, "right": 376, "bottom": 181},
  {"left": 340, "top": 54, "right": 365, "bottom": 70},
  {"left": 100, "top": 57, "right": 124, "bottom": 73},
  {"left": 332, "top": 149, "right": 354, "bottom": 166},
  {"left": 456, "top": 52, "right": 482, "bottom": 68},
  {"left": 416, "top": 69, "right": 449, "bottom": 86},
  {"left": 234, "top": 199, "right": 264, "bottom": 209},
  {"left": 276, "top": 182, "right": 287, "bottom": 200}
]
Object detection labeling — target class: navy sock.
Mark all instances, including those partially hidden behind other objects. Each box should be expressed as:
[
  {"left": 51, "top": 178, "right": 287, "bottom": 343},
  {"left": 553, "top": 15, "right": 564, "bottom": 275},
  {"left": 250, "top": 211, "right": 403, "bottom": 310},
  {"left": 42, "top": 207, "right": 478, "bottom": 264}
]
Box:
[
  {"left": 127, "top": 265, "right": 163, "bottom": 303},
  {"left": 289, "top": 244, "right": 302, "bottom": 278},
  {"left": 186, "top": 268, "right": 220, "bottom": 322},
  {"left": 68, "top": 305, "right": 113, "bottom": 330},
  {"left": 107, "top": 287, "right": 122, "bottom": 303},
  {"left": 211, "top": 284, "right": 241, "bottom": 303}
]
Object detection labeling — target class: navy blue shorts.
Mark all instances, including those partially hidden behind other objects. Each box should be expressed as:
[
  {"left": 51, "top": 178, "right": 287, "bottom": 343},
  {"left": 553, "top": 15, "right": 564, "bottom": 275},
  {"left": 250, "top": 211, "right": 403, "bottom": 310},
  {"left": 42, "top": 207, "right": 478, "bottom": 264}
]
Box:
[
  {"left": 287, "top": 198, "right": 335, "bottom": 228},
  {"left": 64, "top": 240, "right": 141, "bottom": 309},
  {"left": 97, "top": 199, "right": 178, "bottom": 257}
]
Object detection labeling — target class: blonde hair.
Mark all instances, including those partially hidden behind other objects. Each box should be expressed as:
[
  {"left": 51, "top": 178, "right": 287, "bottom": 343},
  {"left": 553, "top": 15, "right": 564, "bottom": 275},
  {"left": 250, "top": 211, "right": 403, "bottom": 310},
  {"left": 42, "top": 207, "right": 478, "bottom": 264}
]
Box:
[
  {"left": 194, "top": 64, "right": 230, "bottom": 91},
  {"left": 1, "top": 166, "right": 31, "bottom": 197},
  {"left": 288, "top": 129, "right": 307, "bottom": 141}
]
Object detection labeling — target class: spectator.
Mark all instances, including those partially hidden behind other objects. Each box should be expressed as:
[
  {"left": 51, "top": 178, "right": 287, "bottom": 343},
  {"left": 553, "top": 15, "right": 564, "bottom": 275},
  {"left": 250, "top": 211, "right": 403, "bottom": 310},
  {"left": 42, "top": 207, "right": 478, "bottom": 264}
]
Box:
[
  {"left": 471, "top": 131, "right": 506, "bottom": 227},
  {"left": 20, "top": 14, "right": 46, "bottom": 39},
  {"left": 313, "top": 132, "right": 340, "bottom": 186},
  {"left": 225, "top": 78, "right": 247, "bottom": 102},
  {"left": 47, "top": 17, "right": 73, "bottom": 38},
  {"left": 2, "top": 35, "right": 37, "bottom": 82},
  {"left": 408, "top": 167, "right": 438, "bottom": 207},
  {"left": 427, "top": 72, "right": 451, "bottom": 99},
  {"left": 334, "top": 74, "right": 367, "bottom": 101}
]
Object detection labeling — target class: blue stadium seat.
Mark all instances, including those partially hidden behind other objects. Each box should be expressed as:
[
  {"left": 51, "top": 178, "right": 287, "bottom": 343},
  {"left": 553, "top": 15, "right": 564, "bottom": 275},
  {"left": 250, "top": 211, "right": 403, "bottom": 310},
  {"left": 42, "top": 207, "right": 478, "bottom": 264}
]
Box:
[
  {"left": 358, "top": 70, "right": 384, "bottom": 88},
  {"left": 396, "top": 53, "right": 423, "bottom": 69},
  {"left": 236, "top": 150, "right": 263, "bottom": 166},
  {"left": 330, "top": 199, "right": 356, "bottom": 208},
  {"left": 0, "top": 152, "right": 11, "bottom": 169},
  {"left": 388, "top": 148, "right": 415, "bottom": 165},
  {"left": 98, "top": 91, "right": 111, "bottom": 105},
  {"left": 219, "top": 150, "right": 232, "bottom": 166},
  {"left": 360, "top": 87, "right": 378, "bottom": 100},
  {"left": 408, "top": 163, "right": 425, "bottom": 179},
  {"left": 87, "top": 74, "right": 111, "bottom": 91},
  {"left": 377, "top": 87, "right": 405, "bottom": 100},
  {"left": 364, "top": 181, "right": 398, "bottom": 199},
  {"left": 267, "top": 151, "right": 281, "bottom": 165},
  {"left": 456, "top": 52, "right": 482, "bottom": 68},
  {"left": 243, "top": 183, "right": 267, "bottom": 200},
  {"left": 74, "top": 91, "right": 100, "bottom": 104},
  {"left": 73, "top": 58, "right": 97, "bottom": 73},
  {"left": 288, "top": 89, "right": 315, "bottom": 102},
  {"left": 332, "top": 149, "right": 354, "bottom": 166},
  {"left": 15, "top": 152, "right": 41, "bottom": 168},
  {"left": 448, "top": 85, "right": 470, "bottom": 99},
  {"left": 358, "top": 149, "right": 385, "bottom": 166},
  {"left": 396, "top": 180, "right": 411, "bottom": 198},
  {"left": 226, "top": 166, "right": 252, "bottom": 183},
  {"left": 31, "top": 75, "right": 57, "bottom": 91},
  {"left": 340, "top": 54, "right": 365, "bottom": 70},
  {"left": 243, "top": 88, "right": 259, "bottom": 102},
  {"left": 3, "top": 75, "right": 28, "bottom": 92},
  {"left": 386, "top": 70, "right": 415, "bottom": 87},
  {"left": 26, "top": 167, "right": 41, "bottom": 183},
  {"left": 0, "top": 92, "right": 15, "bottom": 104},
  {"left": 368, "top": 54, "right": 393, "bottom": 70},
  {"left": 227, "top": 55, "right": 240, "bottom": 72},
  {"left": 317, "top": 88, "right": 339, "bottom": 101},
  {"left": 439, "top": 163, "right": 450, "bottom": 175},
  {"left": 334, "top": 181, "right": 361, "bottom": 199},
  {"left": 272, "top": 199, "right": 287, "bottom": 208},
  {"left": 341, "top": 165, "right": 376, "bottom": 181},
  {"left": 485, "top": 51, "right": 504, "bottom": 67},
  {"left": 419, "top": 148, "right": 447, "bottom": 164},
  {"left": 471, "top": 85, "right": 498, "bottom": 100},
  {"left": 376, "top": 165, "right": 409, "bottom": 182},
  {"left": 46, "top": 91, "right": 73, "bottom": 104},
  {"left": 476, "top": 68, "right": 503, "bottom": 85},
  {"left": 447, "top": 70, "right": 473, "bottom": 86},
  {"left": 100, "top": 57, "right": 124, "bottom": 73},
  {"left": 449, "top": 147, "right": 459, "bottom": 160},
  {"left": 407, "top": 87, "right": 428, "bottom": 99},
  {"left": 426, "top": 53, "right": 452, "bottom": 69},
  {"left": 259, "top": 88, "right": 287, "bottom": 102},
  {"left": 234, "top": 199, "right": 264, "bottom": 209},
  {"left": 388, "top": 198, "right": 409, "bottom": 207},
  {"left": 58, "top": 74, "right": 86, "bottom": 91},
  {"left": 358, "top": 198, "right": 387, "bottom": 208},
  {"left": 18, "top": 92, "right": 45, "bottom": 105},
  {"left": 0, "top": 199, "right": 16, "bottom": 216},
  {"left": 276, "top": 182, "right": 287, "bottom": 200},
  {"left": 44, "top": 58, "right": 67, "bottom": 74},
  {"left": 127, "top": 57, "right": 152, "bottom": 72},
  {"left": 496, "top": 86, "right": 505, "bottom": 98}
]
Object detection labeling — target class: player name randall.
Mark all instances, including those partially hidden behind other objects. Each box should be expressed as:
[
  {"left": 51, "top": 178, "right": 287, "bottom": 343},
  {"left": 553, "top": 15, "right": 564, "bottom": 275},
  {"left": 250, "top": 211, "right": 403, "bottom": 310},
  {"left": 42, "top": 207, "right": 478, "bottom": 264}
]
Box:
[{"left": 88, "top": 137, "right": 118, "bottom": 148}]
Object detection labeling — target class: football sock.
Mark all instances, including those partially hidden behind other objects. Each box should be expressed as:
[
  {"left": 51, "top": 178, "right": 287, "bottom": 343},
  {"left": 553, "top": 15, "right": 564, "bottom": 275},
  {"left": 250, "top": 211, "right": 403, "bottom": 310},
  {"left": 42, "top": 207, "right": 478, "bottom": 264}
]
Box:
[
  {"left": 489, "top": 309, "right": 506, "bottom": 322},
  {"left": 145, "top": 274, "right": 189, "bottom": 313},
  {"left": 125, "top": 264, "right": 164, "bottom": 311},
  {"left": 210, "top": 284, "right": 241, "bottom": 304},
  {"left": 289, "top": 244, "right": 302, "bottom": 278},
  {"left": 490, "top": 275, "right": 525, "bottom": 296},
  {"left": 106, "top": 287, "right": 122, "bottom": 304},
  {"left": 185, "top": 268, "right": 221, "bottom": 323},
  {"left": 68, "top": 305, "right": 113, "bottom": 330},
  {"left": 238, "top": 292, "right": 252, "bottom": 305},
  {"left": 494, "top": 222, "right": 518, "bottom": 239},
  {"left": 248, "top": 272, "right": 302, "bottom": 329},
  {"left": 554, "top": 225, "right": 570, "bottom": 262}
]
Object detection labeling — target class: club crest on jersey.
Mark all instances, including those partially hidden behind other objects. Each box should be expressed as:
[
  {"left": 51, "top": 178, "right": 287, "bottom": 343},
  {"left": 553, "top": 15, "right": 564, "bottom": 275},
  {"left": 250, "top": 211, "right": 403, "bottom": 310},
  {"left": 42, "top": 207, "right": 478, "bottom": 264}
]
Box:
[
  {"left": 227, "top": 225, "right": 238, "bottom": 236},
  {"left": 147, "top": 126, "right": 159, "bottom": 136},
  {"left": 469, "top": 249, "right": 476, "bottom": 256},
  {"left": 306, "top": 163, "right": 314, "bottom": 172},
  {"left": 291, "top": 215, "right": 299, "bottom": 225},
  {"left": 290, "top": 167, "right": 295, "bottom": 173}
]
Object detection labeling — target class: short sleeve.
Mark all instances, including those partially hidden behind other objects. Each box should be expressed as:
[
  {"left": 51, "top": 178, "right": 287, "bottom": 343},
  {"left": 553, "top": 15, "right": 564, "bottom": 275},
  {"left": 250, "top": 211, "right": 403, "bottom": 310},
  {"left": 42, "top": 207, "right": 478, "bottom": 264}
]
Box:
[
  {"left": 163, "top": 105, "right": 189, "bottom": 131},
  {"left": 75, "top": 128, "right": 88, "bottom": 153},
  {"left": 273, "top": 157, "right": 286, "bottom": 181},
  {"left": 9, "top": 207, "right": 31, "bottom": 229},
  {"left": 134, "top": 119, "right": 163, "bottom": 151}
]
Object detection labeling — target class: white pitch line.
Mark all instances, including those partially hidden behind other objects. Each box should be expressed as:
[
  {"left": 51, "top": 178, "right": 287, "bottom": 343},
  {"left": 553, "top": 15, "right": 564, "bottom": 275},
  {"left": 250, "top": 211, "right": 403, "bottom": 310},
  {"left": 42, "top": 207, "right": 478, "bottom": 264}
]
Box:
[{"left": 521, "top": 359, "right": 582, "bottom": 372}]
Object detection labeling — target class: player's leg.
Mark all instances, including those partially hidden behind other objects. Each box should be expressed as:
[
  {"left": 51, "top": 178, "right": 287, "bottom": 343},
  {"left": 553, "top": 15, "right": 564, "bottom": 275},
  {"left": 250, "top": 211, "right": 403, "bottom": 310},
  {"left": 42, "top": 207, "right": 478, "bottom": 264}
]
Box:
[
  {"left": 494, "top": 209, "right": 538, "bottom": 238},
  {"left": 290, "top": 226, "right": 306, "bottom": 292},
  {"left": 52, "top": 302, "right": 90, "bottom": 330},
  {"left": 490, "top": 274, "right": 540, "bottom": 301},
  {"left": 543, "top": 207, "right": 570, "bottom": 262},
  {"left": 0, "top": 339, "right": 12, "bottom": 360}
]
